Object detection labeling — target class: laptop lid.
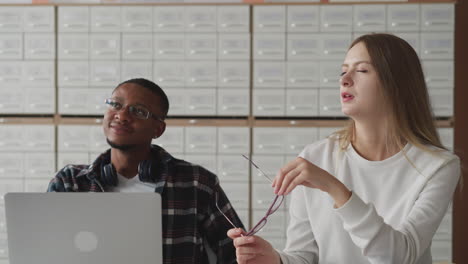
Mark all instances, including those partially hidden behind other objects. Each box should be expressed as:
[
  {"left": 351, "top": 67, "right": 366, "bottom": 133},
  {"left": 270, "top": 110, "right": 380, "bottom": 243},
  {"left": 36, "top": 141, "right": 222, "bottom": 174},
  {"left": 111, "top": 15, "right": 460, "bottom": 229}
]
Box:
[{"left": 4, "top": 193, "right": 162, "bottom": 264}]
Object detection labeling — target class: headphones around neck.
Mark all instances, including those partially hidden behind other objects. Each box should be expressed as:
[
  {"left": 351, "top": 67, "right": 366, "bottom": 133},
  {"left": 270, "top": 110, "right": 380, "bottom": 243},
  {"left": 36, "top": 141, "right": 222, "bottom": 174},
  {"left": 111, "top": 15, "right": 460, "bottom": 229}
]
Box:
[{"left": 99, "top": 152, "right": 161, "bottom": 187}]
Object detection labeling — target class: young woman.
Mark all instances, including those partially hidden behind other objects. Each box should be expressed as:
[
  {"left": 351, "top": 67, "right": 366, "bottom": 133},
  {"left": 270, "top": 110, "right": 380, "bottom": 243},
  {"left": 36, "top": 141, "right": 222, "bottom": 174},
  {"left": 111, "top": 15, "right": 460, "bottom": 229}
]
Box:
[{"left": 228, "top": 33, "right": 460, "bottom": 264}]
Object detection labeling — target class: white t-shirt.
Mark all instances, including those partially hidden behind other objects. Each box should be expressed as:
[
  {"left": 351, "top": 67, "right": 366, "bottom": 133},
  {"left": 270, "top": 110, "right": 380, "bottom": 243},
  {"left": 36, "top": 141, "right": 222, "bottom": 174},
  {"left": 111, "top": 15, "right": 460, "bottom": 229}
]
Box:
[
  {"left": 110, "top": 173, "right": 156, "bottom": 193},
  {"left": 279, "top": 138, "right": 460, "bottom": 264}
]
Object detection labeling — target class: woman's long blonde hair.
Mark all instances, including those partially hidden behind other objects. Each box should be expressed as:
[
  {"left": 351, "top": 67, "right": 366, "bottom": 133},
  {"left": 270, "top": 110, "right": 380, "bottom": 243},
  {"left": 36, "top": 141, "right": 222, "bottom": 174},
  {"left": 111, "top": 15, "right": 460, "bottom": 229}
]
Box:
[{"left": 335, "top": 33, "right": 445, "bottom": 153}]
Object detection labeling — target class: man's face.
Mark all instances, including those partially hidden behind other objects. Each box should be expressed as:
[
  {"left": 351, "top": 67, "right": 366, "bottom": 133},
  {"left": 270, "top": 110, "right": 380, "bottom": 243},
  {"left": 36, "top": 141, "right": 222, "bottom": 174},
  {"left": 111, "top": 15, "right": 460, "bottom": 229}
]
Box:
[{"left": 103, "top": 83, "right": 165, "bottom": 151}]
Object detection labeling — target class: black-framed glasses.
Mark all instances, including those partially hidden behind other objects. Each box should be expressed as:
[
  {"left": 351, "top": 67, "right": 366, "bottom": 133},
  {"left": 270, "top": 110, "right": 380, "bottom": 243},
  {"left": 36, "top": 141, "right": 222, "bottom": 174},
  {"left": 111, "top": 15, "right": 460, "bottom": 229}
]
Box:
[
  {"left": 105, "top": 98, "right": 164, "bottom": 122},
  {"left": 215, "top": 155, "right": 284, "bottom": 236}
]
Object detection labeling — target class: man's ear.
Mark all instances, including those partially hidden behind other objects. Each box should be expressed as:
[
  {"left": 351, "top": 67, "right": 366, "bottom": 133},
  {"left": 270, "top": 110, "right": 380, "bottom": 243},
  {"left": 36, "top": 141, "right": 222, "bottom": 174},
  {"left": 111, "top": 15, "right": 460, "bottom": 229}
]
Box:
[{"left": 154, "top": 121, "right": 166, "bottom": 139}]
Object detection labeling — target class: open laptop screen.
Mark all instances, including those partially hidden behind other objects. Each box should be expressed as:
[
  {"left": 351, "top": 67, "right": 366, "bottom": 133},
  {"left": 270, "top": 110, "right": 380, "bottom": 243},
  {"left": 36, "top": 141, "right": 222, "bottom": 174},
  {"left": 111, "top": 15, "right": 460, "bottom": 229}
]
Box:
[{"left": 5, "top": 193, "right": 162, "bottom": 264}]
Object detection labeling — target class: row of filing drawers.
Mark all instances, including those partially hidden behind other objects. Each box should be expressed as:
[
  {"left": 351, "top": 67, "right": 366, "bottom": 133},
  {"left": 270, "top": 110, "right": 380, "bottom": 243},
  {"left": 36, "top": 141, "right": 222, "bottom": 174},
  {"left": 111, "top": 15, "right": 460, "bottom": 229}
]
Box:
[
  {"left": 252, "top": 4, "right": 454, "bottom": 33},
  {"left": 49, "top": 31, "right": 454, "bottom": 62},
  {"left": 0, "top": 125, "right": 453, "bottom": 176},
  {"left": 55, "top": 58, "right": 453, "bottom": 89},
  {"left": 0, "top": 6, "right": 54, "bottom": 33},
  {"left": 57, "top": 33, "right": 250, "bottom": 61},
  {"left": 0, "top": 153, "right": 55, "bottom": 180},
  {"left": 0, "top": 87, "right": 54, "bottom": 114},
  {"left": 1, "top": 75, "right": 454, "bottom": 118},
  {"left": 0, "top": 124, "right": 451, "bottom": 156},
  {"left": 252, "top": 87, "right": 453, "bottom": 117},
  {"left": 1, "top": 4, "right": 453, "bottom": 34},
  {"left": 155, "top": 126, "right": 250, "bottom": 155},
  {"left": 0, "top": 33, "right": 55, "bottom": 60},
  {"left": 0, "top": 60, "right": 55, "bottom": 114},
  {"left": 57, "top": 6, "right": 250, "bottom": 33},
  {"left": 51, "top": 4, "right": 454, "bottom": 33},
  {"left": 253, "top": 32, "right": 453, "bottom": 61},
  {"left": 166, "top": 88, "right": 249, "bottom": 116},
  {"left": 253, "top": 60, "right": 454, "bottom": 89},
  {"left": 0, "top": 125, "right": 54, "bottom": 152},
  {"left": 57, "top": 60, "right": 250, "bottom": 88},
  {"left": 0, "top": 61, "right": 54, "bottom": 87},
  {"left": 154, "top": 126, "right": 337, "bottom": 155},
  {"left": 58, "top": 125, "right": 252, "bottom": 154},
  {"left": 58, "top": 87, "right": 249, "bottom": 116}
]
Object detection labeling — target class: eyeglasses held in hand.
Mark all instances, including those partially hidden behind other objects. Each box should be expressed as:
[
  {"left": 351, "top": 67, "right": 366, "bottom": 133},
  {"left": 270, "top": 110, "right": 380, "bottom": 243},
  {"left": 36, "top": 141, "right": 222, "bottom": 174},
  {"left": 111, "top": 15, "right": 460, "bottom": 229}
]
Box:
[
  {"left": 215, "top": 155, "right": 284, "bottom": 236},
  {"left": 105, "top": 98, "right": 164, "bottom": 122}
]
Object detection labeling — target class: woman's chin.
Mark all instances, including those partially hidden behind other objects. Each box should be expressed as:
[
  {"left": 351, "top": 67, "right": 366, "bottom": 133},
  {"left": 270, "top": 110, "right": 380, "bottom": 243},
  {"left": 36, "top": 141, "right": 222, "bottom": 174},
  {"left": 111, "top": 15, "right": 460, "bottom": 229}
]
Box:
[{"left": 341, "top": 107, "right": 354, "bottom": 117}]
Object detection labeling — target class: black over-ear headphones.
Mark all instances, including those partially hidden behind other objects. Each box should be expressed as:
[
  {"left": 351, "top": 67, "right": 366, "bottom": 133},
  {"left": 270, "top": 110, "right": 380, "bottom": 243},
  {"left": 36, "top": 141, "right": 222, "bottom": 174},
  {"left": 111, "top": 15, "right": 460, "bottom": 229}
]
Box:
[
  {"left": 101, "top": 162, "right": 118, "bottom": 186},
  {"left": 99, "top": 149, "right": 162, "bottom": 187}
]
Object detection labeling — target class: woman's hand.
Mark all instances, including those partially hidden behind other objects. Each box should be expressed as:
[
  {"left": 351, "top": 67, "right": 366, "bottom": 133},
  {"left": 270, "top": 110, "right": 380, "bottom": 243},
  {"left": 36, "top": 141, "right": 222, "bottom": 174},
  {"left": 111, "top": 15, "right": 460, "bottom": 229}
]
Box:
[
  {"left": 227, "top": 228, "right": 282, "bottom": 264},
  {"left": 273, "top": 157, "right": 351, "bottom": 208}
]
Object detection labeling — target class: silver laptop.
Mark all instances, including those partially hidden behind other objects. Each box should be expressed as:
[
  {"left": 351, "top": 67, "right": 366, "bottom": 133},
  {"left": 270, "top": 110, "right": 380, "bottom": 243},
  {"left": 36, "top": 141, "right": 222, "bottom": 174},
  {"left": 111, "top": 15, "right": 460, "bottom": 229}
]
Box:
[{"left": 4, "top": 193, "right": 162, "bottom": 264}]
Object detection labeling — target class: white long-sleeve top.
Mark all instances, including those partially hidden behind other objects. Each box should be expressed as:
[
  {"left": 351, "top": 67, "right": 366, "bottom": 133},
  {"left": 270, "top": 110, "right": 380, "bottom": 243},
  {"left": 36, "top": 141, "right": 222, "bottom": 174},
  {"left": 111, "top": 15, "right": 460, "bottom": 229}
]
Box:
[{"left": 278, "top": 138, "right": 460, "bottom": 264}]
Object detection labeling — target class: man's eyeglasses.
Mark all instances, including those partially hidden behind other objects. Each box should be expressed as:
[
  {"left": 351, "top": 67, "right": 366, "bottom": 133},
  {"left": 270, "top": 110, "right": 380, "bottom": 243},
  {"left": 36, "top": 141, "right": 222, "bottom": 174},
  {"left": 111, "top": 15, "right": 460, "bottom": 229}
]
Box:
[
  {"left": 215, "top": 155, "right": 284, "bottom": 236},
  {"left": 105, "top": 98, "right": 164, "bottom": 122}
]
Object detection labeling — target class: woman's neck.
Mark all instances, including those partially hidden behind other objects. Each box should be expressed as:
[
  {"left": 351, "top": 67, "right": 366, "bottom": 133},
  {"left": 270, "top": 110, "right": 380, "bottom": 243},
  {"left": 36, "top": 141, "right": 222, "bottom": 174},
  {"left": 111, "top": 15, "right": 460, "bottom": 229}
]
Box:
[{"left": 352, "top": 121, "right": 403, "bottom": 161}]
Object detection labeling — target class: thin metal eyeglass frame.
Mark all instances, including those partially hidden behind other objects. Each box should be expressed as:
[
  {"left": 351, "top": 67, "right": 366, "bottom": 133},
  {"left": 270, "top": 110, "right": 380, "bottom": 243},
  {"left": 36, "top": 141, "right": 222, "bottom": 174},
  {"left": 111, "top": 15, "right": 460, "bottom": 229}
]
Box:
[
  {"left": 104, "top": 98, "right": 164, "bottom": 122},
  {"left": 214, "top": 155, "right": 284, "bottom": 236}
]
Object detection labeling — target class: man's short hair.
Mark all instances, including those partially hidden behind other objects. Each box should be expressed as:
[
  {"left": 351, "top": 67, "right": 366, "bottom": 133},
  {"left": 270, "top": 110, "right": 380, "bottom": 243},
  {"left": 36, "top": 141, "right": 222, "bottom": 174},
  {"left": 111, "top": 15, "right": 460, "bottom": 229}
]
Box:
[{"left": 115, "top": 78, "right": 170, "bottom": 119}]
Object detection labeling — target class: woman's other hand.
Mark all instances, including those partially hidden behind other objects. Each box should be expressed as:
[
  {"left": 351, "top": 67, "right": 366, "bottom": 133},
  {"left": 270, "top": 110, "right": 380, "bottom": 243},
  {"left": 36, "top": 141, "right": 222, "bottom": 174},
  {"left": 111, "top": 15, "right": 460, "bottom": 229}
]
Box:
[{"left": 273, "top": 157, "right": 351, "bottom": 208}]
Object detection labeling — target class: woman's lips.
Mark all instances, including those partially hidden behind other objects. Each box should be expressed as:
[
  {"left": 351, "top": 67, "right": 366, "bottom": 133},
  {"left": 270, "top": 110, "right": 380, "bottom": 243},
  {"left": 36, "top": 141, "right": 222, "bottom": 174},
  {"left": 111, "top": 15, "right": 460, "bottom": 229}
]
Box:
[{"left": 341, "top": 92, "right": 354, "bottom": 102}]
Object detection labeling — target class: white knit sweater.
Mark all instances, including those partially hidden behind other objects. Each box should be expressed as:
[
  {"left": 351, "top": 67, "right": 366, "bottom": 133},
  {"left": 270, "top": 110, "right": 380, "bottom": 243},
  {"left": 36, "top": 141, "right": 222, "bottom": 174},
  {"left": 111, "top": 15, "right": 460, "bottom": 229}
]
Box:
[{"left": 279, "top": 138, "right": 460, "bottom": 264}]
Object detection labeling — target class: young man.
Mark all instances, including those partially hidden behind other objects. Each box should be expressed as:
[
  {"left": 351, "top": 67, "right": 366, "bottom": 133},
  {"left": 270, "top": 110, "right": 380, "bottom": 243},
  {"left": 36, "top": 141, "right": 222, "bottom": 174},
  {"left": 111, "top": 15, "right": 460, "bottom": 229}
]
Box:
[{"left": 48, "top": 78, "right": 244, "bottom": 264}]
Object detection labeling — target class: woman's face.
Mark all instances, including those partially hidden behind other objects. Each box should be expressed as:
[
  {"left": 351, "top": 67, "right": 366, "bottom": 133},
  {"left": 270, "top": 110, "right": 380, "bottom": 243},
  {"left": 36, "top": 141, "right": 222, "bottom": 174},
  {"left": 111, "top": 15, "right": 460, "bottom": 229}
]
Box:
[{"left": 340, "top": 42, "right": 387, "bottom": 121}]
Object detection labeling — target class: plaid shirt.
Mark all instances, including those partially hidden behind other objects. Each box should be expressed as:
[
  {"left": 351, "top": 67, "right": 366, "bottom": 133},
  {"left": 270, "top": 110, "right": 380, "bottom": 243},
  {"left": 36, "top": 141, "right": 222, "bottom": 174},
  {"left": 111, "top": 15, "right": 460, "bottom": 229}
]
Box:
[{"left": 48, "top": 145, "right": 243, "bottom": 264}]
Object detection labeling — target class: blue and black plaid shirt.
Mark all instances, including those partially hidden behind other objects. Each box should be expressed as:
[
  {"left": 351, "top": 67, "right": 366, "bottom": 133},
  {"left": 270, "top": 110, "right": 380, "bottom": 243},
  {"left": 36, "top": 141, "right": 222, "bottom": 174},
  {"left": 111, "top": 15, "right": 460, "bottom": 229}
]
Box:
[{"left": 48, "top": 145, "right": 243, "bottom": 264}]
